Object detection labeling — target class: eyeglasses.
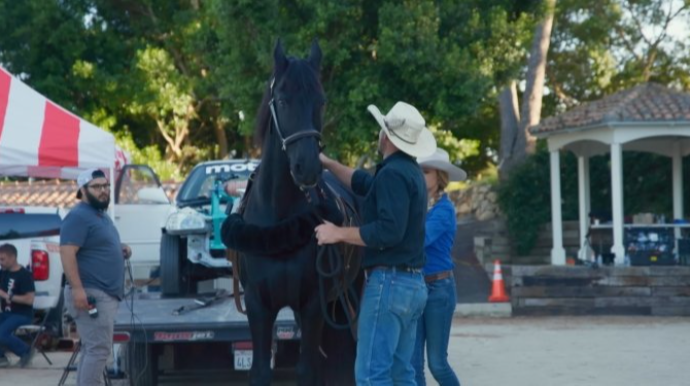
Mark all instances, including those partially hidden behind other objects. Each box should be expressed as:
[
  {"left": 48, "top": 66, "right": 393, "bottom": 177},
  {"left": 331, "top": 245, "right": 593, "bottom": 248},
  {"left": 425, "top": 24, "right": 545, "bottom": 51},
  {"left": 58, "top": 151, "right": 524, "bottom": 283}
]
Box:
[{"left": 87, "top": 183, "right": 111, "bottom": 191}]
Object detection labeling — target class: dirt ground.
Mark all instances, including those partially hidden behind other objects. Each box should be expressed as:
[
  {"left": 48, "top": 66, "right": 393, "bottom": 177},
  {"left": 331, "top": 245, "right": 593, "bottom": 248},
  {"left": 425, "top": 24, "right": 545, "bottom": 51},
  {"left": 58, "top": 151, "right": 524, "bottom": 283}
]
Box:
[{"left": 1, "top": 316, "right": 688, "bottom": 386}]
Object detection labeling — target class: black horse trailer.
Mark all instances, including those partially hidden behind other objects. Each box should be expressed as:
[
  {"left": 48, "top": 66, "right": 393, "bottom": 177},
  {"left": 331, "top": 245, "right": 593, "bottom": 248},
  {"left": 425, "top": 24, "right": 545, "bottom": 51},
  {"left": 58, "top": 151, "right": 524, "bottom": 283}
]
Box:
[{"left": 113, "top": 291, "right": 301, "bottom": 385}]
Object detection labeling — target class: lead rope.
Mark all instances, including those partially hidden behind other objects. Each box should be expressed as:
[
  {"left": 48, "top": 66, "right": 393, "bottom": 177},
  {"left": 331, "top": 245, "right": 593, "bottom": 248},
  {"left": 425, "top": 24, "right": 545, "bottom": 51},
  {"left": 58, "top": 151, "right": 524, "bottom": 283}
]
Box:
[
  {"left": 228, "top": 168, "right": 259, "bottom": 316},
  {"left": 311, "top": 184, "right": 361, "bottom": 339}
]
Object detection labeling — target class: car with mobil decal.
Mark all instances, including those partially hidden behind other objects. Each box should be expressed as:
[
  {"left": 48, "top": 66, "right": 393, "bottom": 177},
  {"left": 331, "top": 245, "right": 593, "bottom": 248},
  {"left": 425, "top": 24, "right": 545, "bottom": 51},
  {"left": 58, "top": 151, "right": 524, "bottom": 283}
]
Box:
[{"left": 113, "top": 159, "right": 302, "bottom": 384}]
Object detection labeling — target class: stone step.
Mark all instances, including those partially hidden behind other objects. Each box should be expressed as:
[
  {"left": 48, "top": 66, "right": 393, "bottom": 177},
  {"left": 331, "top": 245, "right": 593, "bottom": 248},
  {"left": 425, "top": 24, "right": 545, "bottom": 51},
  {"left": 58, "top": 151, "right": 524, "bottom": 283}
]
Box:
[{"left": 476, "top": 220, "right": 583, "bottom": 233}]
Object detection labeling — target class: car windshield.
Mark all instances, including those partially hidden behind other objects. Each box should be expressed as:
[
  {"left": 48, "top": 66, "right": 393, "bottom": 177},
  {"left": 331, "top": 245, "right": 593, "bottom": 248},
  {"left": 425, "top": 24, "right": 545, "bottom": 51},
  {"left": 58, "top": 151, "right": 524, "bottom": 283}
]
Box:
[{"left": 176, "top": 160, "right": 259, "bottom": 204}]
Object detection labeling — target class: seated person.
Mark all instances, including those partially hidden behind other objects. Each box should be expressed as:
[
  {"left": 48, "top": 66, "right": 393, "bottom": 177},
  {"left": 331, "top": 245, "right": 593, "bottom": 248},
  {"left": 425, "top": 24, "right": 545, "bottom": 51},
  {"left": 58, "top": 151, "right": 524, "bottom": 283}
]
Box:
[{"left": 0, "top": 243, "right": 35, "bottom": 368}]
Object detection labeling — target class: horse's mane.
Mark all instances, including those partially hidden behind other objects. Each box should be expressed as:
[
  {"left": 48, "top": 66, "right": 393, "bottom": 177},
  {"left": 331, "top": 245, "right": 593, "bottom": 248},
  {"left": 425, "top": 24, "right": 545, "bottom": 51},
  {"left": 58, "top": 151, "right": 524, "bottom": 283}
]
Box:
[
  {"left": 254, "top": 82, "right": 273, "bottom": 148},
  {"left": 254, "top": 58, "right": 324, "bottom": 146}
]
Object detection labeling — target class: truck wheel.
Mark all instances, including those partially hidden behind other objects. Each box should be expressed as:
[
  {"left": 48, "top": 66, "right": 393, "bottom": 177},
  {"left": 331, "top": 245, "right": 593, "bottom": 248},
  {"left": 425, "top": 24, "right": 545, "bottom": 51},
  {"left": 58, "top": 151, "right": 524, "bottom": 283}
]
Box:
[
  {"left": 45, "top": 290, "right": 65, "bottom": 337},
  {"left": 160, "top": 234, "right": 187, "bottom": 297},
  {"left": 126, "top": 342, "right": 157, "bottom": 386}
]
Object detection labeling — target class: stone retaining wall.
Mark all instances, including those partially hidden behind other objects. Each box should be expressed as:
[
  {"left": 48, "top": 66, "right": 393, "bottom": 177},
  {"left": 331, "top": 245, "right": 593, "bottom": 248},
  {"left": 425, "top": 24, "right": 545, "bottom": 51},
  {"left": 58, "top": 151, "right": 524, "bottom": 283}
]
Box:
[
  {"left": 506, "top": 265, "right": 690, "bottom": 316},
  {"left": 448, "top": 184, "right": 500, "bottom": 221}
]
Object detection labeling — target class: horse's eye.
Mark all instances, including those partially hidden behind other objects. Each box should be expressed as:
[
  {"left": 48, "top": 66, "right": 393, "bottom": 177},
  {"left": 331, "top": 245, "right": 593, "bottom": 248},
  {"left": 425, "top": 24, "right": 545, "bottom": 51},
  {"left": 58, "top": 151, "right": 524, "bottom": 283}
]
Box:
[{"left": 277, "top": 99, "right": 287, "bottom": 107}]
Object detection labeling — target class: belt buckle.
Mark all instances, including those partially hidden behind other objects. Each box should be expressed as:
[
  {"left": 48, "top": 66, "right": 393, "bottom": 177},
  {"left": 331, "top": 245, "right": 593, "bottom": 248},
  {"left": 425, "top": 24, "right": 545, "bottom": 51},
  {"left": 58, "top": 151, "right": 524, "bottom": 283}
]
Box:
[{"left": 400, "top": 266, "right": 419, "bottom": 274}]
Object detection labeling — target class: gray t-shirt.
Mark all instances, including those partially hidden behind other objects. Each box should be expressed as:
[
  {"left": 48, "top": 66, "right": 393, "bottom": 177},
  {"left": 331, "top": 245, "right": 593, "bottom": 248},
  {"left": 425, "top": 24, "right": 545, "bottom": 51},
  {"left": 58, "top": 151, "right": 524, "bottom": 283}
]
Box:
[{"left": 60, "top": 202, "right": 124, "bottom": 299}]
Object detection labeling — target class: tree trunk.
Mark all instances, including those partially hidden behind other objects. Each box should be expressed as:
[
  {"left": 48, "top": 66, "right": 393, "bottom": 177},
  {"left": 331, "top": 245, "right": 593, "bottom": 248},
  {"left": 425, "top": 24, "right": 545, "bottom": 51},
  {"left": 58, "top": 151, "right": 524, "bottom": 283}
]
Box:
[
  {"left": 499, "top": 0, "right": 555, "bottom": 179},
  {"left": 498, "top": 82, "right": 520, "bottom": 179},
  {"left": 215, "top": 120, "right": 229, "bottom": 159},
  {"left": 518, "top": 0, "right": 555, "bottom": 156}
]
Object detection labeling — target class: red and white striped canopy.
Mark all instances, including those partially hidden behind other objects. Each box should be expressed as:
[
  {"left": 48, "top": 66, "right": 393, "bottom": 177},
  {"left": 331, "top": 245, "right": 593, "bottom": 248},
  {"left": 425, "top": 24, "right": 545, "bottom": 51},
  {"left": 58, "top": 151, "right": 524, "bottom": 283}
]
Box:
[{"left": 0, "top": 66, "right": 115, "bottom": 179}]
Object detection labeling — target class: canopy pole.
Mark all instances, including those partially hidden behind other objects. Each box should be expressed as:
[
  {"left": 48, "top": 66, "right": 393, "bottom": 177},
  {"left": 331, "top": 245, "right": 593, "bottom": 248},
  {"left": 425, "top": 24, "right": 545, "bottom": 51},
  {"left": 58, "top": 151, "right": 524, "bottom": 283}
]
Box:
[
  {"left": 550, "top": 149, "right": 566, "bottom": 265},
  {"left": 109, "top": 167, "right": 115, "bottom": 219},
  {"left": 577, "top": 155, "right": 591, "bottom": 261},
  {"left": 610, "top": 143, "right": 625, "bottom": 264}
]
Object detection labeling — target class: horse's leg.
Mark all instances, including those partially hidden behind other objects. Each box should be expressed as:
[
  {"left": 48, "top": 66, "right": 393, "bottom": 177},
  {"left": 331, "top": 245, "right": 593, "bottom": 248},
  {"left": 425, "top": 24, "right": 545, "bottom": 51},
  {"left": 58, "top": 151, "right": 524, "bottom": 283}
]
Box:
[
  {"left": 320, "top": 313, "right": 357, "bottom": 385},
  {"left": 295, "top": 295, "right": 325, "bottom": 386},
  {"left": 246, "top": 289, "right": 279, "bottom": 386}
]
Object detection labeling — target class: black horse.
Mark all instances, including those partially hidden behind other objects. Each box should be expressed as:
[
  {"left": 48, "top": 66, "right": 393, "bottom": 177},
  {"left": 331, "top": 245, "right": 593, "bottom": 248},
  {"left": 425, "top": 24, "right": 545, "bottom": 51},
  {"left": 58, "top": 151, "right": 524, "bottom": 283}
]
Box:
[{"left": 222, "top": 40, "right": 359, "bottom": 385}]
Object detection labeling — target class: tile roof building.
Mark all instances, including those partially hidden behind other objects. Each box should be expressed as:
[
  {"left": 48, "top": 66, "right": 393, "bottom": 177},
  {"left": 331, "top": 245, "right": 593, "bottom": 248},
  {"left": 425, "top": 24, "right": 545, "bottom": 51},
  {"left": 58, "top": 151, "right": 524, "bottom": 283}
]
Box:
[
  {"left": 529, "top": 82, "right": 690, "bottom": 266},
  {"left": 531, "top": 83, "right": 690, "bottom": 135},
  {"left": 0, "top": 180, "right": 180, "bottom": 208}
]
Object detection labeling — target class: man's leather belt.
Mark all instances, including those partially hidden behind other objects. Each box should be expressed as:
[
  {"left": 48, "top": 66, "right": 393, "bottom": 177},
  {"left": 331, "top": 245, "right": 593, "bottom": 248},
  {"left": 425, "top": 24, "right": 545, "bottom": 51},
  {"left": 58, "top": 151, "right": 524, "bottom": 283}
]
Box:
[
  {"left": 365, "top": 265, "right": 422, "bottom": 275},
  {"left": 424, "top": 270, "right": 452, "bottom": 283}
]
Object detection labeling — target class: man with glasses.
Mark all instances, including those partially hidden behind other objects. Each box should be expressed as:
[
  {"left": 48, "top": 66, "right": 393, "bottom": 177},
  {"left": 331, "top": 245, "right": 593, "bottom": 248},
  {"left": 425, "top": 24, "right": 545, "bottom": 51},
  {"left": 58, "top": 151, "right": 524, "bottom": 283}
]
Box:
[{"left": 60, "top": 169, "right": 131, "bottom": 386}]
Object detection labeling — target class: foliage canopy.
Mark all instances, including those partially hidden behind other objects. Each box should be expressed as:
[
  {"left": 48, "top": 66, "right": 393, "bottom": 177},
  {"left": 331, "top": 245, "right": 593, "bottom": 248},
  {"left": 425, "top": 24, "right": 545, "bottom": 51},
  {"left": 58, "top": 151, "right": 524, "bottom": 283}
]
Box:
[{"left": 0, "top": 0, "right": 541, "bottom": 179}]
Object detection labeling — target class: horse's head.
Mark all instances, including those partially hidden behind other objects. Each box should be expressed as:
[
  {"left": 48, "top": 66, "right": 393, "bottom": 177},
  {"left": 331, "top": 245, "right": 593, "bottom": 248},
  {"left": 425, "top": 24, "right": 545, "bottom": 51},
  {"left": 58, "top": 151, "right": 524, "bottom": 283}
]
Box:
[{"left": 265, "top": 39, "right": 325, "bottom": 189}]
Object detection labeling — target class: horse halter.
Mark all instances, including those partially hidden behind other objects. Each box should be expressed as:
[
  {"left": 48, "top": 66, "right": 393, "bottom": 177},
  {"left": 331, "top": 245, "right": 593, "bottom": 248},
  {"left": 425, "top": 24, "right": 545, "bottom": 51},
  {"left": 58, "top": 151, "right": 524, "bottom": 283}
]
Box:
[{"left": 269, "top": 78, "right": 323, "bottom": 152}]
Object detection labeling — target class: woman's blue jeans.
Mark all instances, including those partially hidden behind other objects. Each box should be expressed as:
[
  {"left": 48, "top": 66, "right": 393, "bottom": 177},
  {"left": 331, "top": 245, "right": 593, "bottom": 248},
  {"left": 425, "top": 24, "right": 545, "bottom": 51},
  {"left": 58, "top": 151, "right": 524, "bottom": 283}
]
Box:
[
  {"left": 355, "top": 267, "right": 428, "bottom": 385},
  {"left": 411, "top": 275, "right": 460, "bottom": 386}
]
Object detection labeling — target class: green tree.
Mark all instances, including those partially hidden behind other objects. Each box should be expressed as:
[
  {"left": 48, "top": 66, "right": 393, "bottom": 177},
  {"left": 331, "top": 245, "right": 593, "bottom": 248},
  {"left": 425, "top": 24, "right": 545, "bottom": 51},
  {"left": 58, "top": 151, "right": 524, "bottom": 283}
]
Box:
[
  {"left": 497, "top": 0, "right": 690, "bottom": 256},
  {"left": 0, "top": 0, "right": 540, "bottom": 179},
  {"left": 547, "top": 0, "right": 690, "bottom": 108},
  {"left": 209, "top": 0, "right": 540, "bottom": 169}
]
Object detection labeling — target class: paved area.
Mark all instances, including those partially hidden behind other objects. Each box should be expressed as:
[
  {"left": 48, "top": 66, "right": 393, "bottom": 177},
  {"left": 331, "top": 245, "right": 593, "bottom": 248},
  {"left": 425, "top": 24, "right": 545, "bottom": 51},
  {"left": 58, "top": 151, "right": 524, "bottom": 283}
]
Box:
[
  {"left": 1, "top": 316, "right": 688, "bottom": 385},
  {"left": 449, "top": 316, "right": 689, "bottom": 386}
]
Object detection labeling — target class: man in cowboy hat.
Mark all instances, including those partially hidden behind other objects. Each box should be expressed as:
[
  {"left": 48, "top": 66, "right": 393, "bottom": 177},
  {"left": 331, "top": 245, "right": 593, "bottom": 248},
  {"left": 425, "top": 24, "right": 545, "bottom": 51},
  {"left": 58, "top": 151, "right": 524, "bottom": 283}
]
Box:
[{"left": 316, "top": 101, "right": 436, "bottom": 385}]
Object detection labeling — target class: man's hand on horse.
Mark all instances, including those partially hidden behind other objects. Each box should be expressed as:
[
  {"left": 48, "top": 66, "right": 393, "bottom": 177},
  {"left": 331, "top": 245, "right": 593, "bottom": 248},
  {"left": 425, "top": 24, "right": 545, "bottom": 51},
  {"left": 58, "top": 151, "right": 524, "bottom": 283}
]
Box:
[
  {"left": 315, "top": 221, "right": 341, "bottom": 245},
  {"left": 319, "top": 152, "right": 332, "bottom": 167}
]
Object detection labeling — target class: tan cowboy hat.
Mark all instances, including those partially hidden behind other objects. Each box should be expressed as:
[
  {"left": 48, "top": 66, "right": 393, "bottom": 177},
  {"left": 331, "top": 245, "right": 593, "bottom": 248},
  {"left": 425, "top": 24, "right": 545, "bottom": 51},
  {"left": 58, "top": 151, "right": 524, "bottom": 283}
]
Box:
[
  {"left": 417, "top": 148, "right": 467, "bottom": 181},
  {"left": 367, "top": 101, "right": 437, "bottom": 158}
]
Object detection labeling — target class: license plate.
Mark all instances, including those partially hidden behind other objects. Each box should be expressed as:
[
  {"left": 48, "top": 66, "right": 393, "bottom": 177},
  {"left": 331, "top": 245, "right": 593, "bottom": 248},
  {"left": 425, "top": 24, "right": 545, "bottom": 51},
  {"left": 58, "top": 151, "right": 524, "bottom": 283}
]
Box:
[{"left": 234, "top": 350, "right": 253, "bottom": 371}]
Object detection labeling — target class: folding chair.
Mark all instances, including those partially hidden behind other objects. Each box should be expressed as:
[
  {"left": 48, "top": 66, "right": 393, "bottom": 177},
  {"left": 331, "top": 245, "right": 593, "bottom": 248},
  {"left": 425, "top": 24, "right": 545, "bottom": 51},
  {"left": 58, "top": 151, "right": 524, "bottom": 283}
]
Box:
[{"left": 15, "top": 307, "right": 54, "bottom": 365}]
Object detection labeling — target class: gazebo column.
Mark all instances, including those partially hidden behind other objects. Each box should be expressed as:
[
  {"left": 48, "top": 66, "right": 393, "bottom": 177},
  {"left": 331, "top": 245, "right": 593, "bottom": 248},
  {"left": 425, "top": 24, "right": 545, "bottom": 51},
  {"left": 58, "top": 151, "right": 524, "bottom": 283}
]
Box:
[
  {"left": 672, "top": 142, "right": 684, "bottom": 241},
  {"left": 610, "top": 143, "right": 625, "bottom": 264},
  {"left": 577, "top": 155, "right": 591, "bottom": 260},
  {"left": 550, "top": 149, "right": 566, "bottom": 265}
]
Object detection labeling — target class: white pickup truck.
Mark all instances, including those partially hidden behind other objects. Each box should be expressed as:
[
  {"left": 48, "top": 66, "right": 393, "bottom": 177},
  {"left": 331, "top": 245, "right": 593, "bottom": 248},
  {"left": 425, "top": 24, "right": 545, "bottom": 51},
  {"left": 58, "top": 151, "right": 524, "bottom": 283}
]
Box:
[
  {"left": 0, "top": 164, "right": 173, "bottom": 337},
  {"left": 0, "top": 207, "right": 66, "bottom": 335}
]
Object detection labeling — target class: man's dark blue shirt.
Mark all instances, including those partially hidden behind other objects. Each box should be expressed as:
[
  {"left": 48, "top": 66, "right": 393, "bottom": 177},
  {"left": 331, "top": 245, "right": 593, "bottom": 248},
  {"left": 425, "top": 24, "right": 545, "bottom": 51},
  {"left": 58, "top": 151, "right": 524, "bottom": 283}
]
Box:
[{"left": 351, "top": 151, "right": 427, "bottom": 268}]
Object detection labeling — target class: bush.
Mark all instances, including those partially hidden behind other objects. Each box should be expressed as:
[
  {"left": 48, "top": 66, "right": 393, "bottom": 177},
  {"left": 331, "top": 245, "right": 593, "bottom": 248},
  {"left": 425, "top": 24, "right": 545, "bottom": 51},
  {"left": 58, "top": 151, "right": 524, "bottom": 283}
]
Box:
[{"left": 497, "top": 150, "right": 554, "bottom": 255}]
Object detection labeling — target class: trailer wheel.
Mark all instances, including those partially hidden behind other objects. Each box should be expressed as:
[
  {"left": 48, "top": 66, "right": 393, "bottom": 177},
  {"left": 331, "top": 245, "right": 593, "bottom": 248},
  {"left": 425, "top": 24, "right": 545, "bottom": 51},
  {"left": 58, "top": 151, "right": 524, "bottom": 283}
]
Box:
[
  {"left": 160, "top": 234, "right": 187, "bottom": 297},
  {"left": 127, "top": 342, "right": 157, "bottom": 386}
]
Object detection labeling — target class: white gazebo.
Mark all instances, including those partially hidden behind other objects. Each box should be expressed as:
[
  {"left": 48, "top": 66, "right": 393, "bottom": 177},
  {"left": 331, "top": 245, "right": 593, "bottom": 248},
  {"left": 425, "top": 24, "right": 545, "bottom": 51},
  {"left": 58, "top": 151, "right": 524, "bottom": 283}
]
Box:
[{"left": 530, "top": 83, "right": 690, "bottom": 265}]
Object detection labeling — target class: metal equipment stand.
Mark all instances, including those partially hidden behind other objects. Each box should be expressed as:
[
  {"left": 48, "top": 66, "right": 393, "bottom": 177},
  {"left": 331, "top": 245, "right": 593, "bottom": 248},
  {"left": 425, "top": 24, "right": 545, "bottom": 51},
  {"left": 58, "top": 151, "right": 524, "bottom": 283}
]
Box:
[{"left": 57, "top": 340, "right": 111, "bottom": 386}]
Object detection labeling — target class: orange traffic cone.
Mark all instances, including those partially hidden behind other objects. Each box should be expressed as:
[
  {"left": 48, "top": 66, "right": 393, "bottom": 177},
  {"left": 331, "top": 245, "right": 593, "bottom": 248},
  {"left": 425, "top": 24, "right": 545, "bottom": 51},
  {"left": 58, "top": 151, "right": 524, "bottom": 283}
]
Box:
[{"left": 488, "top": 260, "right": 510, "bottom": 303}]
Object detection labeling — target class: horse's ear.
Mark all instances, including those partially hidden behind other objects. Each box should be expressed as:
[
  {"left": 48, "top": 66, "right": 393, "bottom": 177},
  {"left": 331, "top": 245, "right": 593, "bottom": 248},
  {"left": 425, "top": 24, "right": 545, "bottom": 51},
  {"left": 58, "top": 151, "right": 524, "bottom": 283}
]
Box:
[
  {"left": 274, "top": 39, "right": 288, "bottom": 77},
  {"left": 308, "top": 38, "right": 322, "bottom": 72}
]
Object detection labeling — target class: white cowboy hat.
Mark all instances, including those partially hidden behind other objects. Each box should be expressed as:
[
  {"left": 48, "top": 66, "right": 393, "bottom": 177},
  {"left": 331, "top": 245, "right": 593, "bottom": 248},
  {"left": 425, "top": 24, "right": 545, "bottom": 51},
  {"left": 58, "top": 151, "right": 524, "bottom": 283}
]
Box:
[
  {"left": 367, "top": 101, "right": 437, "bottom": 158},
  {"left": 417, "top": 148, "right": 467, "bottom": 181}
]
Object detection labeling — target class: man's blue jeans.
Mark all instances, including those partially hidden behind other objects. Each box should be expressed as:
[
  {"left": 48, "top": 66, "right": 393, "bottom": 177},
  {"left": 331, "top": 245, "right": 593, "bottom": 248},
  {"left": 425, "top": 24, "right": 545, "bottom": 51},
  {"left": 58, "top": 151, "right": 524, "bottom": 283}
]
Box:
[
  {"left": 411, "top": 275, "right": 460, "bottom": 386},
  {"left": 0, "top": 312, "right": 32, "bottom": 358},
  {"left": 355, "top": 268, "right": 428, "bottom": 385}
]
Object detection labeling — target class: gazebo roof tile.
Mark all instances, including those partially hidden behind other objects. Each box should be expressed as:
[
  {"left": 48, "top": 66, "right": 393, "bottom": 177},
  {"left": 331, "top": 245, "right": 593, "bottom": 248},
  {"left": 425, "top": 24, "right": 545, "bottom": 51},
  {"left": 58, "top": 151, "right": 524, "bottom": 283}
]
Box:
[{"left": 531, "top": 83, "right": 690, "bottom": 135}]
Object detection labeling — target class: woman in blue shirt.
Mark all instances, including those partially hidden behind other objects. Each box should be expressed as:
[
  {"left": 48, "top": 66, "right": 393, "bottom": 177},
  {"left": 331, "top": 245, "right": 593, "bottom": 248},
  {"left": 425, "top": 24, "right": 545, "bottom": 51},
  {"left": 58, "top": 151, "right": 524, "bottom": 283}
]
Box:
[{"left": 412, "top": 148, "right": 466, "bottom": 386}]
